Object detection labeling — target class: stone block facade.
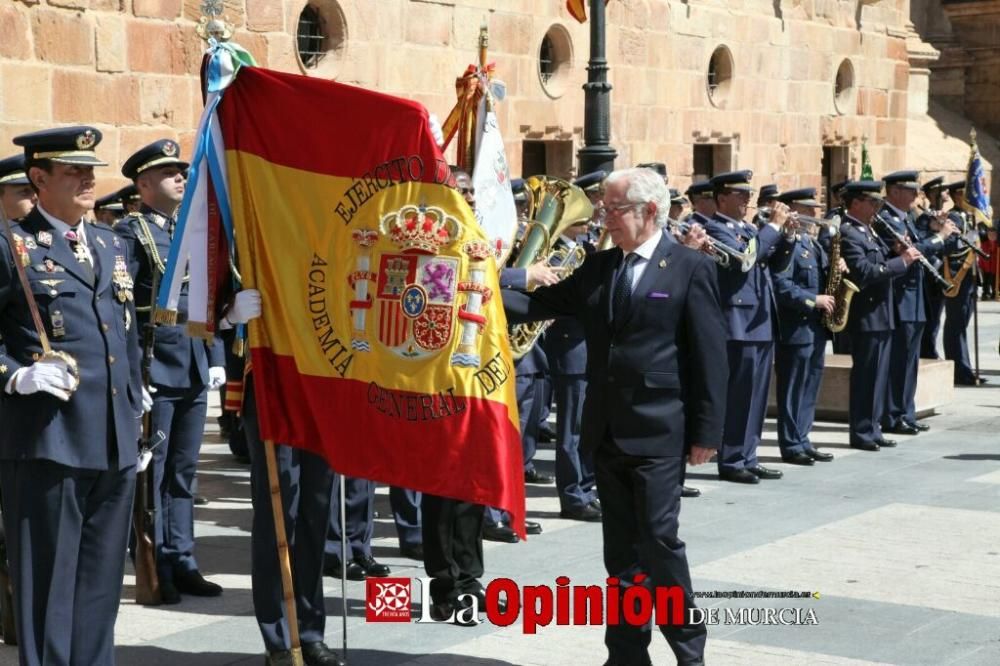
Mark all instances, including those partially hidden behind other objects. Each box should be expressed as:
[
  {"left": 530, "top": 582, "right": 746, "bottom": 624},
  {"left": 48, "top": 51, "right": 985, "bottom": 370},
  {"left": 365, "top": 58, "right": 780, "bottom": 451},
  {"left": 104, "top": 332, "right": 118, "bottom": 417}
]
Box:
[{"left": 0, "top": 0, "right": 991, "bottom": 205}]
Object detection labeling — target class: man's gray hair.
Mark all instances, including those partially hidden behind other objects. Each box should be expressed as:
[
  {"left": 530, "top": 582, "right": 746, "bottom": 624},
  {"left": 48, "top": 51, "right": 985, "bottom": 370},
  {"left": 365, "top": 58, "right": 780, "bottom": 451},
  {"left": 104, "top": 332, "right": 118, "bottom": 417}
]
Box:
[{"left": 605, "top": 167, "right": 669, "bottom": 228}]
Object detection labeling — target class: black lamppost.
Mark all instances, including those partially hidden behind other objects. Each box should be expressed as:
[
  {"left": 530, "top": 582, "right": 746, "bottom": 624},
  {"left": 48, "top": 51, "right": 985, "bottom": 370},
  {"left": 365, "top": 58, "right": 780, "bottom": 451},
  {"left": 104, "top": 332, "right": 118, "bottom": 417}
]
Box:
[{"left": 577, "top": 0, "right": 617, "bottom": 175}]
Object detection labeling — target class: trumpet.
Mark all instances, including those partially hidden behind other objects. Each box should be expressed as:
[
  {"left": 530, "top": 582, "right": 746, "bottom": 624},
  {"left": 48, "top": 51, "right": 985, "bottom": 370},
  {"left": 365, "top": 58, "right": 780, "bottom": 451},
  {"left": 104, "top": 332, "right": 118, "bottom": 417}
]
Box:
[
  {"left": 788, "top": 213, "right": 841, "bottom": 236},
  {"left": 919, "top": 206, "right": 990, "bottom": 260},
  {"left": 669, "top": 218, "right": 756, "bottom": 272}
]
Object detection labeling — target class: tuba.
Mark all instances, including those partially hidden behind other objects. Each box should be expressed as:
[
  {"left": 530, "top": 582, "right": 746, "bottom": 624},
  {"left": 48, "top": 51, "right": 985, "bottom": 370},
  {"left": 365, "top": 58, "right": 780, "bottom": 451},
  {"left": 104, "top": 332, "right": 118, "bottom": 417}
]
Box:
[
  {"left": 508, "top": 176, "right": 593, "bottom": 358},
  {"left": 821, "top": 216, "right": 859, "bottom": 333}
]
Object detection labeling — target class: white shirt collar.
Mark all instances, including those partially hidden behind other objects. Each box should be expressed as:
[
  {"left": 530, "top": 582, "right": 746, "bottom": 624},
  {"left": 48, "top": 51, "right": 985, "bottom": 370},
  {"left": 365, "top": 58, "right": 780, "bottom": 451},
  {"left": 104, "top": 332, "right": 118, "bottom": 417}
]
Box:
[
  {"left": 629, "top": 229, "right": 662, "bottom": 262},
  {"left": 559, "top": 233, "right": 578, "bottom": 249},
  {"left": 884, "top": 202, "right": 907, "bottom": 220},
  {"left": 36, "top": 203, "right": 87, "bottom": 243},
  {"left": 717, "top": 212, "right": 745, "bottom": 227}
]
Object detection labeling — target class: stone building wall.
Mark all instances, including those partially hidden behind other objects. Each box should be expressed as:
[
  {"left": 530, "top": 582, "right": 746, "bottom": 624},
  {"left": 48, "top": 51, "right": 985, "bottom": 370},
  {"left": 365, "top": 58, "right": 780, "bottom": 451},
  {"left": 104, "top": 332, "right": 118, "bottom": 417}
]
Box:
[{"left": 0, "top": 0, "right": 985, "bottom": 204}]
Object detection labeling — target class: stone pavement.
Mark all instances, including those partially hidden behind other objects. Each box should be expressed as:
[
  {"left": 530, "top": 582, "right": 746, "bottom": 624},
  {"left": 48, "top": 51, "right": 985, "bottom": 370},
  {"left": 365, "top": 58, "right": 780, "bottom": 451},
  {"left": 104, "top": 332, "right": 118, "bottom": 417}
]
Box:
[{"left": 3, "top": 303, "right": 999, "bottom": 666}]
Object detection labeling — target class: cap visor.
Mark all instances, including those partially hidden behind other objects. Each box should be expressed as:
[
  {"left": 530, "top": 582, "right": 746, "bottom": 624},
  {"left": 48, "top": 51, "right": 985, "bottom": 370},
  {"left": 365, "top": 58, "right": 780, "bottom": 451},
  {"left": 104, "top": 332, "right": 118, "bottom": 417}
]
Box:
[{"left": 50, "top": 155, "right": 108, "bottom": 167}]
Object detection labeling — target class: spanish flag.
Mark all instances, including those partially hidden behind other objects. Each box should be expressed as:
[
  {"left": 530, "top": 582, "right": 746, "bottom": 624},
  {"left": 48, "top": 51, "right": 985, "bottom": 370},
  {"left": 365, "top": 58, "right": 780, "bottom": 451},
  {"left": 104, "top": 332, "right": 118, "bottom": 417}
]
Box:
[
  {"left": 175, "top": 58, "right": 524, "bottom": 534},
  {"left": 567, "top": 0, "right": 610, "bottom": 23}
]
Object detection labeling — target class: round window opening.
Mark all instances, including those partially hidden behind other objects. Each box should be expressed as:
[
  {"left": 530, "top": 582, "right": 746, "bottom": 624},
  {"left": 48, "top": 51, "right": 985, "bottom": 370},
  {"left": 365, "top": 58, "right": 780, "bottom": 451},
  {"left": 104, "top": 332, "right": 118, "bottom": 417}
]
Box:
[
  {"left": 538, "top": 25, "right": 573, "bottom": 99},
  {"left": 296, "top": 1, "right": 347, "bottom": 77},
  {"left": 706, "top": 46, "right": 734, "bottom": 108},
  {"left": 834, "top": 59, "right": 856, "bottom": 115}
]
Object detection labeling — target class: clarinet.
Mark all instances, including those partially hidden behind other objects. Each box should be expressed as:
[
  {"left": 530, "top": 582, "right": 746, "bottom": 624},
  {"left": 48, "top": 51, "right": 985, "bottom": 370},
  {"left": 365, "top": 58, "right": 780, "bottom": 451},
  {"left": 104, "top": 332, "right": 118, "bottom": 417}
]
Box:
[
  {"left": 873, "top": 216, "right": 953, "bottom": 290},
  {"left": 917, "top": 205, "right": 990, "bottom": 260}
]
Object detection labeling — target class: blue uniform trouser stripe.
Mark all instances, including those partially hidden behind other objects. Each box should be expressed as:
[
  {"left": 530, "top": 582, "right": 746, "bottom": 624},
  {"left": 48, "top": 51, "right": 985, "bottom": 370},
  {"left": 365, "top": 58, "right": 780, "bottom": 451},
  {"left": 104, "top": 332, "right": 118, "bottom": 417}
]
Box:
[
  {"left": 848, "top": 330, "right": 892, "bottom": 444},
  {"left": 775, "top": 340, "right": 825, "bottom": 454},
  {"left": 886, "top": 321, "right": 924, "bottom": 427},
  {"left": 718, "top": 340, "right": 773, "bottom": 471}
]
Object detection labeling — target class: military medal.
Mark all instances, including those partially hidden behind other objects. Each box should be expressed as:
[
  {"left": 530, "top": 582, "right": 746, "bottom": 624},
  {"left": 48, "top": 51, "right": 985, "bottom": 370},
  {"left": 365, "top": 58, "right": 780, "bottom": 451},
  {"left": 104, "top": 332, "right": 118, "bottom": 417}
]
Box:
[
  {"left": 95, "top": 235, "right": 106, "bottom": 248},
  {"left": 36, "top": 231, "right": 52, "bottom": 247},
  {"left": 24, "top": 237, "right": 37, "bottom": 250},
  {"left": 50, "top": 309, "right": 66, "bottom": 338},
  {"left": 112, "top": 255, "right": 134, "bottom": 301}
]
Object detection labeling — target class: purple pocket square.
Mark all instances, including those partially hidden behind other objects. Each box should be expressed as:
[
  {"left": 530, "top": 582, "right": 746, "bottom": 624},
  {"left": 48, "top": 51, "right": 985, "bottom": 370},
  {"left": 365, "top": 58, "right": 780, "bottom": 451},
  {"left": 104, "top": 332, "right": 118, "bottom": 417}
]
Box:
[{"left": 647, "top": 291, "right": 670, "bottom": 299}]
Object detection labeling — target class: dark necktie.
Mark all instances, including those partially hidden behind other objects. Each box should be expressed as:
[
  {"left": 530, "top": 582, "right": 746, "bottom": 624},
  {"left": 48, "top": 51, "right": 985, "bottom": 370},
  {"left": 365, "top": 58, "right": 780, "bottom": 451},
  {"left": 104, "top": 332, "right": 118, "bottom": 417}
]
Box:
[{"left": 612, "top": 253, "right": 638, "bottom": 324}]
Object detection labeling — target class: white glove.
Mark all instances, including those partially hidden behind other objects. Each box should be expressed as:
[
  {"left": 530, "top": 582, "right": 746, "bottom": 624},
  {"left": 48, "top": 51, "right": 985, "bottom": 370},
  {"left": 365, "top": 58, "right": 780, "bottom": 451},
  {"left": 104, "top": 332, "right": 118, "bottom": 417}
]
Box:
[
  {"left": 208, "top": 366, "right": 226, "bottom": 391},
  {"left": 142, "top": 386, "right": 154, "bottom": 413},
  {"left": 428, "top": 113, "right": 445, "bottom": 149},
  {"left": 221, "top": 289, "right": 261, "bottom": 329},
  {"left": 7, "top": 357, "right": 77, "bottom": 401}
]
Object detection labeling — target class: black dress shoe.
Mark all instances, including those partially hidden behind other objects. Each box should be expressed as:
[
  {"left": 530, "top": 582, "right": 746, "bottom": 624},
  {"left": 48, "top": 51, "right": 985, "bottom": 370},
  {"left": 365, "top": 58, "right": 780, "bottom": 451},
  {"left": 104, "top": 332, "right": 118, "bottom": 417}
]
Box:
[
  {"left": 482, "top": 522, "right": 518, "bottom": 543},
  {"left": 159, "top": 580, "right": 181, "bottom": 605},
  {"left": 875, "top": 438, "right": 897, "bottom": 448},
  {"left": 748, "top": 464, "right": 783, "bottom": 480},
  {"left": 301, "top": 641, "right": 347, "bottom": 666},
  {"left": 806, "top": 448, "right": 834, "bottom": 462},
  {"left": 905, "top": 420, "right": 930, "bottom": 432},
  {"left": 850, "top": 441, "right": 880, "bottom": 452},
  {"left": 324, "top": 559, "right": 367, "bottom": 581},
  {"left": 399, "top": 543, "right": 424, "bottom": 560},
  {"left": 524, "top": 469, "right": 554, "bottom": 485},
  {"left": 680, "top": 485, "right": 701, "bottom": 498},
  {"left": 719, "top": 468, "right": 759, "bottom": 484},
  {"left": 537, "top": 425, "right": 556, "bottom": 443},
  {"left": 174, "top": 570, "right": 222, "bottom": 597},
  {"left": 559, "top": 504, "right": 603, "bottom": 521},
  {"left": 354, "top": 554, "right": 391, "bottom": 578},
  {"left": 781, "top": 452, "right": 815, "bottom": 466},
  {"left": 588, "top": 498, "right": 601, "bottom": 511},
  {"left": 194, "top": 495, "right": 209, "bottom": 506},
  {"left": 885, "top": 422, "right": 919, "bottom": 435},
  {"left": 525, "top": 520, "right": 543, "bottom": 535}
]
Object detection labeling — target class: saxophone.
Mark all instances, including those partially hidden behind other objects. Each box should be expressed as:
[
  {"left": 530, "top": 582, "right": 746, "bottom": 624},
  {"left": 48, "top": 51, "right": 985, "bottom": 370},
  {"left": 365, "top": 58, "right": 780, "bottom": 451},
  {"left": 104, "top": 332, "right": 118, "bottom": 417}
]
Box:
[
  {"left": 822, "top": 219, "right": 859, "bottom": 333},
  {"left": 507, "top": 176, "right": 593, "bottom": 358}
]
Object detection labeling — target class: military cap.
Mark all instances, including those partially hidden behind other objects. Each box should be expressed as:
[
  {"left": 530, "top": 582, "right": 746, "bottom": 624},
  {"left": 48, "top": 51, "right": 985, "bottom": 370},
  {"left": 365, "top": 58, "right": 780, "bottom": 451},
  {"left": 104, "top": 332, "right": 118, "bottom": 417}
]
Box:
[
  {"left": 777, "top": 187, "right": 819, "bottom": 207},
  {"left": 116, "top": 184, "right": 141, "bottom": 205},
  {"left": 757, "top": 184, "right": 779, "bottom": 204},
  {"left": 510, "top": 178, "right": 526, "bottom": 194},
  {"left": 685, "top": 181, "right": 714, "bottom": 199},
  {"left": 921, "top": 176, "right": 945, "bottom": 194},
  {"left": 94, "top": 192, "right": 124, "bottom": 212},
  {"left": 841, "top": 180, "right": 884, "bottom": 199},
  {"left": 669, "top": 188, "right": 687, "bottom": 205},
  {"left": 831, "top": 180, "right": 849, "bottom": 196},
  {"left": 882, "top": 170, "right": 920, "bottom": 190},
  {"left": 636, "top": 162, "right": 667, "bottom": 179},
  {"left": 946, "top": 180, "right": 966, "bottom": 192},
  {"left": 0, "top": 154, "right": 29, "bottom": 186},
  {"left": 574, "top": 170, "right": 606, "bottom": 192},
  {"left": 710, "top": 170, "right": 754, "bottom": 193},
  {"left": 13, "top": 125, "right": 108, "bottom": 167},
  {"left": 121, "top": 139, "right": 189, "bottom": 181}
]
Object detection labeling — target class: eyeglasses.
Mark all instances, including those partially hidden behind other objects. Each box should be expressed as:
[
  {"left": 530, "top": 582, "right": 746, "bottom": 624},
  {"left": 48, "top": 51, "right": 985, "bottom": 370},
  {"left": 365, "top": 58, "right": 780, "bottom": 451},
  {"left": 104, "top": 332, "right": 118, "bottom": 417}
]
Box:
[
  {"left": 458, "top": 187, "right": 474, "bottom": 195},
  {"left": 597, "top": 202, "right": 643, "bottom": 219}
]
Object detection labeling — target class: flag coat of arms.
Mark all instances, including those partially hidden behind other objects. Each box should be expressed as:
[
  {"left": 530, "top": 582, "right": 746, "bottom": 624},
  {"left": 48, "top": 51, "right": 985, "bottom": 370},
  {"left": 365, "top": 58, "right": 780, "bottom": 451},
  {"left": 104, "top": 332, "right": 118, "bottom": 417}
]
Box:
[{"left": 197, "top": 66, "right": 524, "bottom": 533}]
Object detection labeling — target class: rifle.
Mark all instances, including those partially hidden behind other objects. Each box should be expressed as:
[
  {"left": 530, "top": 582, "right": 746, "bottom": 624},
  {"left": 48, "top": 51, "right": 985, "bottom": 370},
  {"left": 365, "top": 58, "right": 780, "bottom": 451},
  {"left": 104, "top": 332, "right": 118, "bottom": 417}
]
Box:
[{"left": 132, "top": 267, "right": 164, "bottom": 605}]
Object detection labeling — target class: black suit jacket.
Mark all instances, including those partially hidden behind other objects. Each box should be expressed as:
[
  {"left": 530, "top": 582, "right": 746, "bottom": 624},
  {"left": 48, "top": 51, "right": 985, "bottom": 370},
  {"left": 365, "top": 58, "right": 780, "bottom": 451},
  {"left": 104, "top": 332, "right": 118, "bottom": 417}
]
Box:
[{"left": 503, "top": 232, "right": 728, "bottom": 457}]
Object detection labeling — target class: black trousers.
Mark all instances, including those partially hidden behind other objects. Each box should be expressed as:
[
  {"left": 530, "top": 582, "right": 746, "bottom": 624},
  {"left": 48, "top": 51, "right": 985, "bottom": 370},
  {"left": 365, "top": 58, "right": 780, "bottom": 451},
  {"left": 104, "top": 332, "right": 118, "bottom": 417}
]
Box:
[
  {"left": 421, "top": 495, "right": 484, "bottom": 605},
  {"left": 1, "top": 460, "right": 135, "bottom": 666},
  {"left": 595, "top": 440, "right": 706, "bottom": 665}
]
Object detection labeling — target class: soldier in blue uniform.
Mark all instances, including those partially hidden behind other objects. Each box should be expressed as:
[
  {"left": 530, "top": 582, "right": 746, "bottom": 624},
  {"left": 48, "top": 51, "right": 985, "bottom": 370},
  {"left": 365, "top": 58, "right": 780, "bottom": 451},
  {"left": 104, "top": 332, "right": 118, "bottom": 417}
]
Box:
[
  {"left": 115, "top": 140, "right": 227, "bottom": 604},
  {"left": 838, "top": 181, "right": 921, "bottom": 451},
  {"left": 874, "top": 171, "right": 955, "bottom": 435},
  {"left": 826, "top": 180, "right": 852, "bottom": 355},
  {"left": 668, "top": 188, "right": 686, "bottom": 222},
  {"left": 916, "top": 177, "right": 951, "bottom": 359},
  {"left": 704, "top": 170, "right": 793, "bottom": 484},
  {"left": 93, "top": 191, "right": 125, "bottom": 228},
  {"left": 753, "top": 183, "right": 779, "bottom": 228},
  {"left": 0, "top": 155, "right": 36, "bottom": 222},
  {"left": 0, "top": 126, "right": 147, "bottom": 664},
  {"left": 684, "top": 181, "right": 716, "bottom": 227},
  {"left": 118, "top": 183, "right": 141, "bottom": 214},
  {"left": 940, "top": 181, "right": 987, "bottom": 385},
  {"left": 771, "top": 188, "right": 837, "bottom": 465}
]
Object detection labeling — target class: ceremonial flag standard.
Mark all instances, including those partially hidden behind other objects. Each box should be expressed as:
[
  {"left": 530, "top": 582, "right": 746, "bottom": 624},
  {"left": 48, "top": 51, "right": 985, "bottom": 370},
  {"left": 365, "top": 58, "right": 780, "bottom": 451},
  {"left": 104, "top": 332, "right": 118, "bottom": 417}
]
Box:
[
  {"left": 167, "top": 56, "right": 525, "bottom": 534},
  {"left": 860, "top": 139, "right": 874, "bottom": 181},
  {"left": 963, "top": 130, "right": 992, "bottom": 228},
  {"left": 567, "top": 0, "right": 611, "bottom": 23}
]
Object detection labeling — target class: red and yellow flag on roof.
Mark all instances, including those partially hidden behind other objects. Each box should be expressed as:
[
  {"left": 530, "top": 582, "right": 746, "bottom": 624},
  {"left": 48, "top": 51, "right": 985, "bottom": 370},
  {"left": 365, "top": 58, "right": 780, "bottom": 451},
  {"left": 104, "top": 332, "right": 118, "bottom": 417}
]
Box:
[{"left": 182, "top": 64, "right": 524, "bottom": 533}]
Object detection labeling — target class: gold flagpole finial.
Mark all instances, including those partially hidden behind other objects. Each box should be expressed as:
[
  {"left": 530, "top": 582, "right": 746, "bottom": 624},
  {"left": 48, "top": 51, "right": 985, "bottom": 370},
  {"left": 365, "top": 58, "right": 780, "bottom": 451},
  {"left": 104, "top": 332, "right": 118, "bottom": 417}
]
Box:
[
  {"left": 196, "top": 0, "right": 234, "bottom": 42},
  {"left": 478, "top": 18, "right": 489, "bottom": 70}
]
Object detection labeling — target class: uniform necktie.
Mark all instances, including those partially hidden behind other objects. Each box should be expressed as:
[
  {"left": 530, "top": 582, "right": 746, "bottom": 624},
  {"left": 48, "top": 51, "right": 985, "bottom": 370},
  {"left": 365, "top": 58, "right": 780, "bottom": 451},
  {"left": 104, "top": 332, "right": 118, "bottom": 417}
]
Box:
[
  {"left": 612, "top": 253, "right": 638, "bottom": 324},
  {"left": 64, "top": 229, "right": 95, "bottom": 284}
]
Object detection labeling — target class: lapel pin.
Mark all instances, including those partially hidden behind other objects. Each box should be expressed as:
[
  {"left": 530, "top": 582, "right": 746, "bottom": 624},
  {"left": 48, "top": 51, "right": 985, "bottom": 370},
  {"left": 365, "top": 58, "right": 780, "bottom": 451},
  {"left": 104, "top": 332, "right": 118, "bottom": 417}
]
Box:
[
  {"left": 658, "top": 259, "right": 667, "bottom": 269},
  {"left": 95, "top": 236, "right": 106, "bottom": 248}
]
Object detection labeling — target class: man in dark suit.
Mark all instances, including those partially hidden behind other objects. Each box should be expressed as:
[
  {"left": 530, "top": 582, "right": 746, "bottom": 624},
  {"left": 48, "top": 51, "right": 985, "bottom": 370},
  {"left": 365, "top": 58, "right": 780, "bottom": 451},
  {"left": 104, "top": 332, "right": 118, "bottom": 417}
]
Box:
[
  {"left": 115, "top": 140, "right": 227, "bottom": 603},
  {"left": 0, "top": 126, "right": 146, "bottom": 664},
  {"left": 504, "top": 167, "right": 727, "bottom": 666},
  {"left": 839, "top": 181, "right": 920, "bottom": 451},
  {"left": 703, "top": 170, "right": 793, "bottom": 484},
  {"left": 873, "top": 171, "right": 954, "bottom": 435},
  {"left": 771, "top": 189, "right": 837, "bottom": 465}
]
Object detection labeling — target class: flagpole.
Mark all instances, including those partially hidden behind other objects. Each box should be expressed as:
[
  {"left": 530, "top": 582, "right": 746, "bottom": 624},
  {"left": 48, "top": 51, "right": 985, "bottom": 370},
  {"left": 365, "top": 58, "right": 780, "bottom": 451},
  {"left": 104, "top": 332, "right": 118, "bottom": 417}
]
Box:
[
  {"left": 338, "top": 474, "right": 348, "bottom": 662},
  {"left": 264, "top": 438, "right": 304, "bottom": 666}
]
